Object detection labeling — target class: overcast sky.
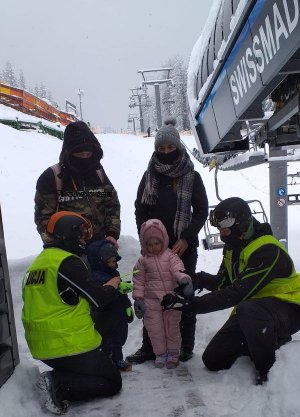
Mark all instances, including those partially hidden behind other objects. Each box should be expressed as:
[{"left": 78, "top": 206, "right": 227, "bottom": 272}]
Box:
[{"left": 0, "top": 0, "right": 212, "bottom": 130}]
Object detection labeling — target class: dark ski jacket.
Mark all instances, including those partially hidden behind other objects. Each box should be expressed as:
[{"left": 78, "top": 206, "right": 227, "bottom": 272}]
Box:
[
  {"left": 86, "top": 240, "right": 132, "bottom": 348},
  {"left": 47, "top": 243, "right": 118, "bottom": 310},
  {"left": 192, "top": 219, "right": 298, "bottom": 314},
  {"left": 34, "top": 132, "right": 120, "bottom": 243},
  {"left": 135, "top": 170, "right": 208, "bottom": 247}
]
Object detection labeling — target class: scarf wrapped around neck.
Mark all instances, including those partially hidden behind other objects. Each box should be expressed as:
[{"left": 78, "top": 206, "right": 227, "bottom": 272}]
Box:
[{"left": 141, "top": 150, "right": 195, "bottom": 239}]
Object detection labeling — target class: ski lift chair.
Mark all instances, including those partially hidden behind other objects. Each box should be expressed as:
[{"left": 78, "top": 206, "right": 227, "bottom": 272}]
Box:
[{"left": 202, "top": 199, "right": 268, "bottom": 251}]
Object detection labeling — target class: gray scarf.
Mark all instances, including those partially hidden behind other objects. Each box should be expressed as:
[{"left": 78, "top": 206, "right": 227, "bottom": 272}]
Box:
[{"left": 141, "top": 150, "right": 195, "bottom": 238}]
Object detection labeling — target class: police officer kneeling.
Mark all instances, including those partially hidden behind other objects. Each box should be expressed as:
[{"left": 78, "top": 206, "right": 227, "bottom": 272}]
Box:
[
  {"left": 161, "top": 197, "right": 300, "bottom": 385},
  {"left": 22, "top": 211, "right": 122, "bottom": 415}
]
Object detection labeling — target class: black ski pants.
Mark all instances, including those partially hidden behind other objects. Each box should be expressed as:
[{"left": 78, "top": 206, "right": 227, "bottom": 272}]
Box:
[
  {"left": 142, "top": 245, "right": 198, "bottom": 354},
  {"left": 202, "top": 297, "right": 300, "bottom": 374},
  {"left": 43, "top": 347, "right": 122, "bottom": 402}
]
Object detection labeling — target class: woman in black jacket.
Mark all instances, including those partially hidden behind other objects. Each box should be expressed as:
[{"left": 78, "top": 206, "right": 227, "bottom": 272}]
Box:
[{"left": 126, "top": 118, "right": 208, "bottom": 364}]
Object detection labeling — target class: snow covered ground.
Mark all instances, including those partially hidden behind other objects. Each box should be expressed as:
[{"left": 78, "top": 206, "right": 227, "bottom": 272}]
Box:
[{"left": 1, "top": 112, "right": 300, "bottom": 416}]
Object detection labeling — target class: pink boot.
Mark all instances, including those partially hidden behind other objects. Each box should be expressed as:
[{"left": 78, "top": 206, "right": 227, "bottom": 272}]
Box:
[
  {"left": 154, "top": 353, "right": 167, "bottom": 368},
  {"left": 166, "top": 350, "right": 180, "bottom": 369}
]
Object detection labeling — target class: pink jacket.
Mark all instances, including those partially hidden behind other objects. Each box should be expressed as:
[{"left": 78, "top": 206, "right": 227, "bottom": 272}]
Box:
[
  {"left": 133, "top": 219, "right": 192, "bottom": 354},
  {"left": 133, "top": 219, "right": 190, "bottom": 303}
]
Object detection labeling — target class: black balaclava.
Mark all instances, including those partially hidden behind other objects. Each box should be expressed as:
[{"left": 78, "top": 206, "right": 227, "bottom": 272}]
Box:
[
  {"left": 220, "top": 224, "right": 243, "bottom": 250},
  {"left": 60, "top": 121, "right": 103, "bottom": 173},
  {"left": 68, "top": 144, "right": 100, "bottom": 173},
  {"left": 53, "top": 238, "right": 86, "bottom": 257}
]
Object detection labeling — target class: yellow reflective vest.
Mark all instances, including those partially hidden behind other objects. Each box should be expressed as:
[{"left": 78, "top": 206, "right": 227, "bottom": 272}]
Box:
[
  {"left": 225, "top": 235, "right": 300, "bottom": 305},
  {"left": 22, "top": 247, "right": 101, "bottom": 359}
]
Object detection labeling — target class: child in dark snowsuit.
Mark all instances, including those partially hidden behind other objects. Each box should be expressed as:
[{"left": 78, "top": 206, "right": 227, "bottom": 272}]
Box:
[{"left": 87, "top": 240, "right": 134, "bottom": 371}]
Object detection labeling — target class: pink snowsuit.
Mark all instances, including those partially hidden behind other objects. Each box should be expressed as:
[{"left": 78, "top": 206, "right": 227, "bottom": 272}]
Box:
[{"left": 133, "top": 219, "right": 192, "bottom": 356}]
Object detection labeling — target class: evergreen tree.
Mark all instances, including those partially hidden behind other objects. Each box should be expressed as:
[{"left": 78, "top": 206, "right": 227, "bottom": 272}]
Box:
[
  {"left": 160, "top": 56, "right": 190, "bottom": 131},
  {"left": 39, "top": 82, "right": 47, "bottom": 99},
  {"left": 2, "top": 61, "right": 18, "bottom": 87},
  {"left": 34, "top": 83, "right": 40, "bottom": 97},
  {"left": 46, "top": 90, "right": 53, "bottom": 103},
  {"left": 18, "top": 70, "right": 26, "bottom": 90}
]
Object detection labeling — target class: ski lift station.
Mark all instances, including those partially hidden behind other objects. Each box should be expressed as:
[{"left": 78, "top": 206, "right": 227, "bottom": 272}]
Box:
[{"left": 187, "top": 0, "right": 300, "bottom": 250}]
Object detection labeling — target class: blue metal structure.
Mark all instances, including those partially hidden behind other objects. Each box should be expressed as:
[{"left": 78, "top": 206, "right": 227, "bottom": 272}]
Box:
[{"left": 189, "top": 0, "right": 300, "bottom": 156}]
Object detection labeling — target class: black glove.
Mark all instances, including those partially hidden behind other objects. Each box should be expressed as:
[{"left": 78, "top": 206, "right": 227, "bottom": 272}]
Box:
[
  {"left": 134, "top": 299, "right": 145, "bottom": 319},
  {"left": 182, "top": 270, "right": 204, "bottom": 292},
  {"left": 161, "top": 293, "right": 192, "bottom": 312},
  {"left": 174, "top": 278, "right": 193, "bottom": 299}
]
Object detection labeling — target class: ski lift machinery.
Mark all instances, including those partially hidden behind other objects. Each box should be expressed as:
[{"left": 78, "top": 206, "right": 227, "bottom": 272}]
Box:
[{"left": 188, "top": 0, "right": 300, "bottom": 249}]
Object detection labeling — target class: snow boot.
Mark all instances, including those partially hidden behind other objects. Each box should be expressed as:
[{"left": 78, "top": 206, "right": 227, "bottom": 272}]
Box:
[
  {"left": 126, "top": 347, "right": 155, "bottom": 364},
  {"left": 154, "top": 353, "right": 168, "bottom": 368},
  {"left": 179, "top": 348, "right": 193, "bottom": 362},
  {"left": 37, "top": 371, "right": 68, "bottom": 415},
  {"left": 255, "top": 370, "right": 268, "bottom": 385},
  {"left": 166, "top": 350, "right": 180, "bottom": 369},
  {"left": 115, "top": 359, "right": 132, "bottom": 372}
]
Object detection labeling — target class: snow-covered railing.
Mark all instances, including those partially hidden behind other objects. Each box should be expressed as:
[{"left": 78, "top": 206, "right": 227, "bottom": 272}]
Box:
[{"left": 0, "top": 82, "right": 77, "bottom": 126}]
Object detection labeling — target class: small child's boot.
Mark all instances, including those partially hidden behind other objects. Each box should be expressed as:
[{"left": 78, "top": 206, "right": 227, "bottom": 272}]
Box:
[
  {"left": 154, "top": 353, "right": 167, "bottom": 368},
  {"left": 166, "top": 349, "right": 180, "bottom": 369}
]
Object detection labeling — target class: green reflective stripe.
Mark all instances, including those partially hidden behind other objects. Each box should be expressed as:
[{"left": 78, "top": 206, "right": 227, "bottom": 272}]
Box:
[
  {"left": 22, "top": 248, "right": 101, "bottom": 359},
  {"left": 224, "top": 250, "right": 233, "bottom": 284},
  {"left": 239, "top": 235, "right": 300, "bottom": 303},
  {"left": 226, "top": 235, "right": 300, "bottom": 318},
  {"left": 240, "top": 248, "right": 280, "bottom": 301}
]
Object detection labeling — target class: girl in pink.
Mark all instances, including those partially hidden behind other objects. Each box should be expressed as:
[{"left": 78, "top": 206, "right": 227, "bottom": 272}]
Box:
[{"left": 133, "top": 219, "right": 193, "bottom": 368}]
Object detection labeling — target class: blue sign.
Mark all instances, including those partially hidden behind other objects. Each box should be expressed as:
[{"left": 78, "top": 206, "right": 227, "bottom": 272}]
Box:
[{"left": 277, "top": 187, "right": 286, "bottom": 197}]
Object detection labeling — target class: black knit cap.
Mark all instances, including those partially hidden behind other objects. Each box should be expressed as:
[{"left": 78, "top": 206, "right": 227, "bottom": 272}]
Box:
[{"left": 60, "top": 121, "right": 103, "bottom": 163}]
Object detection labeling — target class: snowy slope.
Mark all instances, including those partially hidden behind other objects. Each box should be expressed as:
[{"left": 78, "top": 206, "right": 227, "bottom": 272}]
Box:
[{"left": 1, "top": 119, "right": 300, "bottom": 416}]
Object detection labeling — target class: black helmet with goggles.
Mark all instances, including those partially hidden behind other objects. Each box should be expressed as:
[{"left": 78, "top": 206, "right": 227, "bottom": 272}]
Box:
[{"left": 210, "top": 197, "right": 252, "bottom": 232}]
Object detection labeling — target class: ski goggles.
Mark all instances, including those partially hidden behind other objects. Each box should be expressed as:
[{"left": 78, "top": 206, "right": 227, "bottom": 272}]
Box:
[{"left": 209, "top": 209, "right": 237, "bottom": 229}]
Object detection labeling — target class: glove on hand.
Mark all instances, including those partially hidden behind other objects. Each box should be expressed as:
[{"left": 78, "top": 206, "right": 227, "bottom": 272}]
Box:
[
  {"left": 134, "top": 299, "right": 145, "bottom": 319},
  {"left": 118, "top": 281, "right": 133, "bottom": 294},
  {"left": 182, "top": 270, "right": 204, "bottom": 292},
  {"left": 126, "top": 306, "right": 134, "bottom": 323},
  {"left": 176, "top": 277, "right": 194, "bottom": 298},
  {"left": 161, "top": 293, "right": 191, "bottom": 312}
]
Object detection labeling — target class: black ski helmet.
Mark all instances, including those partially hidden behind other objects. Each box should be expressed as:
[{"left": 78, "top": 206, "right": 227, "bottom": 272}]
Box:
[
  {"left": 47, "top": 211, "right": 93, "bottom": 243},
  {"left": 210, "top": 197, "right": 252, "bottom": 232}
]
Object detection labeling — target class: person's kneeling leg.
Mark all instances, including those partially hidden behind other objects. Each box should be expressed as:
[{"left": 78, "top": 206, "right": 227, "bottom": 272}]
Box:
[
  {"left": 202, "top": 316, "right": 248, "bottom": 371},
  {"left": 44, "top": 348, "right": 122, "bottom": 403},
  {"left": 236, "top": 297, "right": 300, "bottom": 376}
]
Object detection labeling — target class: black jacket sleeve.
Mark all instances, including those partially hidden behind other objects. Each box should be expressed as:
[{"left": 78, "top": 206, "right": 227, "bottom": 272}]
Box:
[
  {"left": 180, "top": 171, "right": 209, "bottom": 244},
  {"left": 191, "top": 244, "right": 294, "bottom": 314},
  {"left": 135, "top": 171, "right": 209, "bottom": 242},
  {"left": 57, "top": 256, "right": 118, "bottom": 307},
  {"left": 135, "top": 172, "right": 149, "bottom": 234}
]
